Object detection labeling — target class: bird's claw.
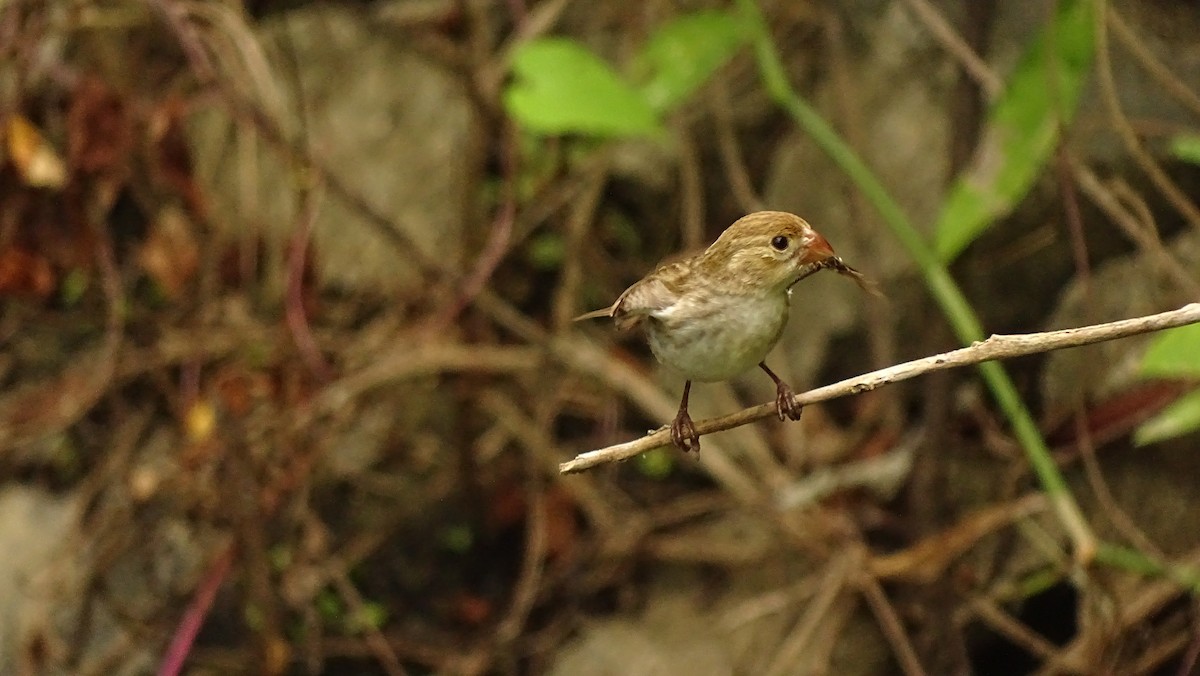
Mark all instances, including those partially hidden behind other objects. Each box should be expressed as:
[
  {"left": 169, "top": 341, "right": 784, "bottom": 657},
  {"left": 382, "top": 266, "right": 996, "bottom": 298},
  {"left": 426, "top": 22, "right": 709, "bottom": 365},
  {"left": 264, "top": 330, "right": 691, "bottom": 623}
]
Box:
[
  {"left": 775, "top": 383, "right": 803, "bottom": 422},
  {"left": 670, "top": 411, "right": 701, "bottom": 453}
]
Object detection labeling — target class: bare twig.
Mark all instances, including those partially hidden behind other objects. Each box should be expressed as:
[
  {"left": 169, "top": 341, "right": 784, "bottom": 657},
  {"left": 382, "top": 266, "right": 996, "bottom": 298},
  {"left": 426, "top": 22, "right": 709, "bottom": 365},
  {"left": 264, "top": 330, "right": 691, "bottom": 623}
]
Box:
[
  {"left": 0, "top": 201, "right": 125, "bottom": 448},
  {"left": 763, "top": 552, "right": 853, "bottom": 676},
  {"left": 284, "top": 172, "right": 333, "bottom": 380},
  {"left": 330, "top": 569, "right": 408, "bottom": 676},
  {"left": 898, "top": 0, "right": 1002, "bottom": 99},
  {"left": 1056, "top": 143, "right": 1092, "bottom": 299},
  {"left": 1075, "top": 407, "right": 1163, "bottom": 557},
  {"left": 1069, "top": 158, "right": 1200, "bottom": 299},
  {"left": 560, "top": 303, "right": 1200, "bottom": 473},
  {"left": 1177, "top": 616, "right": 1200, "bottom": 676},
  {"left": 480, "top": 392, "right": 622, "bottom": 532},
  {"left": 709, "top": 75, "right": 762, "bottom": 213},
  {"left": 1095, "top": 0, "right": 1200, "bottom": 233},
  {"left": 858, "top": 569, "right": 928, "bottom": 676},
  {"left": 1107, "top": 7, "right": 1200, "bottom": 120},
  {"left": 551, "top": 163, "right": 607, "bottom": 331},
  {"left": 1052, "top": 547, "right": 1200, "bottom": 672},
  {"left": 478, "top": 394, "right": 552, "bottom": 651},
  {"left": 967, "top": 596, "right": 1061, "bottom": 663},
  {"left": 869, "top": 494, "right": 1047, "bottom": 583}
]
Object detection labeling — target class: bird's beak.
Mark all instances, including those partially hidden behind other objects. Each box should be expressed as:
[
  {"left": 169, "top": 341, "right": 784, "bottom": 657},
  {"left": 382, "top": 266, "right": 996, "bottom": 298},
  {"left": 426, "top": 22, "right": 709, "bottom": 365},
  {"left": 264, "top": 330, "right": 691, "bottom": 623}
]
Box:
[{"left": 800, "top": 231, "right": 836, "bottom": 264}]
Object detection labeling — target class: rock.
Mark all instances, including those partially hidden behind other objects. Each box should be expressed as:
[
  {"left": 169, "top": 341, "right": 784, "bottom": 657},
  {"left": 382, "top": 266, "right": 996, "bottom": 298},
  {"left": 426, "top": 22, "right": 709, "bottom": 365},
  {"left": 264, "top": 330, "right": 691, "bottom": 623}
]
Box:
[
  {"left": 191, "top": 4, "right": 479, "bottom": 295},
  {"left": 0, "top": 487, "right": 82, "bottom": 674},
  {"left": 1040, "top": 229, "right": 1200, "bottom": 409}
]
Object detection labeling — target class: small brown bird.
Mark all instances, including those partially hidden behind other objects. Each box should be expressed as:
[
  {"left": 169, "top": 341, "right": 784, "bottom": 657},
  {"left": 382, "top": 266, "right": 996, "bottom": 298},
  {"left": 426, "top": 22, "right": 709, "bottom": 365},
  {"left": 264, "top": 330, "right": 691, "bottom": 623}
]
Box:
[{"left": 577, "top": 211, "right": 869, "bottom": 453}]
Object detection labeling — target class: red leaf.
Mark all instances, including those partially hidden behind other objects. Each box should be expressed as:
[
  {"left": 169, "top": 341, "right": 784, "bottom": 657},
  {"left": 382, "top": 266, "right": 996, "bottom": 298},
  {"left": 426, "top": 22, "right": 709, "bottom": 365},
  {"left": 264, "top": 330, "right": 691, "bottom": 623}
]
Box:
[{"left": 0, "top": 246, "right": 55, "bottom": 299}]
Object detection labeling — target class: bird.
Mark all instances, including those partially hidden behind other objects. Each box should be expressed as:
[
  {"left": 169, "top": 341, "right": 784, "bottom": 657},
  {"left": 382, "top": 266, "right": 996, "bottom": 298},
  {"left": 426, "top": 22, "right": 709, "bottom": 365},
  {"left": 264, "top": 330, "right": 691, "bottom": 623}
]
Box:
[{"left": 576, "top": 211, "right": 869, "bottom": 453}]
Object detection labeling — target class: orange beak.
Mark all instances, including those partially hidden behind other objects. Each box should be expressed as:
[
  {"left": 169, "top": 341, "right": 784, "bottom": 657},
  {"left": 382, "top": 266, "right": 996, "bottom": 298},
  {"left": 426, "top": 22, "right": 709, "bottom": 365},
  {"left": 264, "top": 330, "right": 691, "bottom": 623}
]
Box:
[{"left": 800, "top": 231, "right": 836, "bottom": 264}]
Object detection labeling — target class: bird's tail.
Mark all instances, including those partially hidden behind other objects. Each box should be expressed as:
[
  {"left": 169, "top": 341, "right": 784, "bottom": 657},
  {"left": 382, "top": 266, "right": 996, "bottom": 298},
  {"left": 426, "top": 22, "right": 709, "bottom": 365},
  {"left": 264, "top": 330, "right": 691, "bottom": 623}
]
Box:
[{"left": 572, "top": 307, "right": 614, "bottom": 321}]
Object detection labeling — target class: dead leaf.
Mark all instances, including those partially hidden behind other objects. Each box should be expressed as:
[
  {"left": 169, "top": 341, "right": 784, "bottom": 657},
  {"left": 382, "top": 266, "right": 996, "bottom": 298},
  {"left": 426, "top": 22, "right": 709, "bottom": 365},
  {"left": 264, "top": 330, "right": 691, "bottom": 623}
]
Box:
[
  {"left": 0, "top": 245, "right": 55, "bottom": 299},
  {"left": 137, "top": 206, "right": 199, "bottom": 297},
  {"left": 5, "top": 115, "right": 66, "bottom": 189}
]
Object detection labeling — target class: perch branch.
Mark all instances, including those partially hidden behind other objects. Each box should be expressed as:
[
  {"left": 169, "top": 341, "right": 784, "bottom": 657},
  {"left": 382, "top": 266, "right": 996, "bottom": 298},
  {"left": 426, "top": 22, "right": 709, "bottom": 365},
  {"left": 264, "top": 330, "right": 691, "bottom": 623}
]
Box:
[{"left": 561, "top": 303, "right": 1200, "bottom": 474}]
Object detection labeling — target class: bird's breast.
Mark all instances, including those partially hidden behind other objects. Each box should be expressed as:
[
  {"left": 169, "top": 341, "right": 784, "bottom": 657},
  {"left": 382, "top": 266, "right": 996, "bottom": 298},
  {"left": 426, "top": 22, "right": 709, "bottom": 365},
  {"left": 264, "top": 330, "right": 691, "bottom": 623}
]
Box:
[{"left": 645, "top": 292, "right": 789, "bottom": 382}]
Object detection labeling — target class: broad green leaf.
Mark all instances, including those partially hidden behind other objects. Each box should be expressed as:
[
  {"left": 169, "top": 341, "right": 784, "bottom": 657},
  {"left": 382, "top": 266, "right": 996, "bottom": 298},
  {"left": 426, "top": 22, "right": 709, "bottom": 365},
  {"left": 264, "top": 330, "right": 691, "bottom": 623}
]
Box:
[
  {"left": 1169, "top": 133, "right": 1200, "bottom": 166},
  {"left": 934, "top": 0, "right": 1094, "bottom": 261},
  {"left": 1141, "top": 323, "right": 1200, "bottom": 378},
  {"left": 635, "top": 10, "right": 748, "bottom": 113},
  {"left": 1134, "top": 387, "right": 1200, "bottom": 445},
  {"left": 505, "top": 38, "right": 662, "bottom": 138}
]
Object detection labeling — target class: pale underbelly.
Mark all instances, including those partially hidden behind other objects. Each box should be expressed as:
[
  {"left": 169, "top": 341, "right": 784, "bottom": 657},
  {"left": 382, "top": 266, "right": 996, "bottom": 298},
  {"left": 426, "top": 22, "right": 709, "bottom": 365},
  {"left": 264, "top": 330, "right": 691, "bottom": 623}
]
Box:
[{"left": 645, "top": 295, "right": 788, "bottom": 382}]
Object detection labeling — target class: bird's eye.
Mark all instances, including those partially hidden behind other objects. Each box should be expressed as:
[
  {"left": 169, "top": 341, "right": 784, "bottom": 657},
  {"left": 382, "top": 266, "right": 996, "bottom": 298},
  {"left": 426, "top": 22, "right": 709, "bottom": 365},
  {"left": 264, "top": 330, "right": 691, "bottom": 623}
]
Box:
[{"left": 770, "top": 235, "right": 790, "bottom": 251}]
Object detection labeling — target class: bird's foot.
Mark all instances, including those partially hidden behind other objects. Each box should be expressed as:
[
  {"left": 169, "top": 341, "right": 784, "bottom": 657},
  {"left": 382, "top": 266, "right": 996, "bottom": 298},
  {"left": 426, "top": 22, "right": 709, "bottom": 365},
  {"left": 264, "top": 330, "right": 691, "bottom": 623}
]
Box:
[
  {"left": 774, "top": 382, "right": 803, "bottom": 422},
  {"left": 670, "top": 410, "right": 701, "bottom": 453}
]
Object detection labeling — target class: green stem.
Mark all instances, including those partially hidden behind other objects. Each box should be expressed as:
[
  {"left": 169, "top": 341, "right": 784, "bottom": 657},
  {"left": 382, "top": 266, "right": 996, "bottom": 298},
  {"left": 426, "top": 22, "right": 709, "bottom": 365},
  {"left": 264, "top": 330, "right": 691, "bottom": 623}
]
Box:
[
  {"left": 736, "top": 0, "right": 1096, "bottom": 558},
  {"left": 1095, "top": 543, "right": 1200, "bottom": 593}
]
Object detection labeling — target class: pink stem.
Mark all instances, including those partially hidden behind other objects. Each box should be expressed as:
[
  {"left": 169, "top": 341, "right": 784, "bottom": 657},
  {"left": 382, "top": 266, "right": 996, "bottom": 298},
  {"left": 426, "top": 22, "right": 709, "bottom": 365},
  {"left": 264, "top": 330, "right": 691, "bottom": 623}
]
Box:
[{"left": 157, "top": 545, "right": 236, "bottom": 676}]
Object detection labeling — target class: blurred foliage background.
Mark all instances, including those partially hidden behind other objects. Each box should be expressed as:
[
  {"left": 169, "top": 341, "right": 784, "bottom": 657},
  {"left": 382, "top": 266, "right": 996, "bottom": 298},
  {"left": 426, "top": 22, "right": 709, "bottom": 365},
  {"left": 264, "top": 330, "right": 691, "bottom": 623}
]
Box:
[{"left": 1, "top": 0, "right": 1200, "bottom": 674}]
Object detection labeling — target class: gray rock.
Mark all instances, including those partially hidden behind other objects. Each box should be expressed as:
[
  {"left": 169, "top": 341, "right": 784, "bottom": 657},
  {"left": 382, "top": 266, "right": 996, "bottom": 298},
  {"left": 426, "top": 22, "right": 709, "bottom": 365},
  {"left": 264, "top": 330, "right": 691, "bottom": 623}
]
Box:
[
  {"left": 0, "top": 487, "right": 81, "bottom": 673},
  {"left": 191, "top": 4, "right": 478, "bottom": 294}
]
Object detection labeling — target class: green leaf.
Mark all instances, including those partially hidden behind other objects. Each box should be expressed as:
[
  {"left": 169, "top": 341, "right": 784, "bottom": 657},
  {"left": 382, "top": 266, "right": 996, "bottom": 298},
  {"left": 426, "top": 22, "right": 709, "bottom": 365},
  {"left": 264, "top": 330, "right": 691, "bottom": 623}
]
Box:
[
  {"left": 505, "top": 38, "right": 662, "bottom": 138},
  {"left": 635, "top": 10, "right": 748, "bottom": 112},
  {"left": 934, "top": 0, "right": 1095, "bottom": 261},
  {"left": 1141, "top": 323, "right": 1200, "bottom": 378},
  {"left": 1169, "top": 133, "right": 1200, "bottom": 166},
  {"left": 1134, "top": 387, "right": 1200, "bottom": 446}
]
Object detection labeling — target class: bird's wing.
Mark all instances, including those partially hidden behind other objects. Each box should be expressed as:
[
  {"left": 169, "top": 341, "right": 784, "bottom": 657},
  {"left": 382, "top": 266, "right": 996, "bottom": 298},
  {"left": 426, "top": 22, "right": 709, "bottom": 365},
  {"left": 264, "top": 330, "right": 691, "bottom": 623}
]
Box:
[
  {"left": 609, "top": 260, "right": 690, "bottom": 330},
  {"left": 573, "top": 260, "right": 691, "bottom": 330}
]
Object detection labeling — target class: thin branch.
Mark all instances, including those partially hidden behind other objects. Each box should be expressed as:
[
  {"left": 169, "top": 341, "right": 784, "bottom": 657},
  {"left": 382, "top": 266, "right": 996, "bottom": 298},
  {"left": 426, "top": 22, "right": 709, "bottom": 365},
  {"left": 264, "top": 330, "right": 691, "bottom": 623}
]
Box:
[
  {"left": 710, "top": 75, "right": 763, "bottom": 213},
  {"left": 1095, "top": 0, "right": 1200, "bottom": 234},
  {"left": 1107, "top": 6, "right": 1200, "bottom": 121},
  {"left": 763, "top": 552, "right": 854, "bottom": 676},
  {"left": 967, "top": 596, "right": 1060, "bottom": 663},
  {"left": 561, "top": 303, "right": 1200, "bottom": 473},
  {"left": 898, "top": 0, "right": 1001, "bottom": 99},
  {"left": 858, "top": 571, "right": 928, "bottom": 676},
  {"left": 1069, "top": 157, "right": 1200, "bottom": 299}
]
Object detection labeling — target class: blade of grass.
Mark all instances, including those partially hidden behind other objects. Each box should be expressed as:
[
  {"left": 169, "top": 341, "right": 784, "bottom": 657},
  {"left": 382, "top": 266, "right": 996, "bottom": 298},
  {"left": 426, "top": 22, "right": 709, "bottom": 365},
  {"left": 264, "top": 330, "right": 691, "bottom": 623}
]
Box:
[{"left": 734, "top": 0, "right": 1096, "bottom": 561}]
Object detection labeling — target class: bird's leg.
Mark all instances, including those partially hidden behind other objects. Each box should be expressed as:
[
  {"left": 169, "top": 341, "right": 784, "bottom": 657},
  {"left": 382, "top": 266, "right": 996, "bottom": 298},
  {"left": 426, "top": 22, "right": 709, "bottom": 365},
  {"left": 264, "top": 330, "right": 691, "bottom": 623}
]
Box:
[
  {"left": 759, "top": 362, "right": 803, "bottom": 421},
  {"left": 669, "top": 380, "right": 701, "bottom": 453}
]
